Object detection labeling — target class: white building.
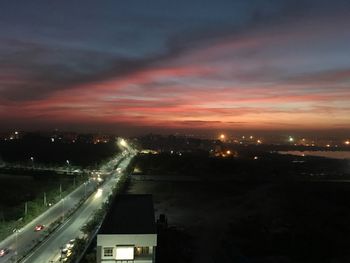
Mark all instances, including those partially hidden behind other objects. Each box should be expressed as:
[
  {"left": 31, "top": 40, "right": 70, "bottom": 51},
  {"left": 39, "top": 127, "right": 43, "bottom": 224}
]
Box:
[{"left": 97, "top": 195, "right": 157, "bottom": 263}]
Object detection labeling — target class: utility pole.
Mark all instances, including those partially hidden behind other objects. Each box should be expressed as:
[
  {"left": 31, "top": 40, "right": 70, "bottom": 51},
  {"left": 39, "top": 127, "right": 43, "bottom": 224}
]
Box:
[
  {"left": 62, "top": 198, "right": 65, "bottom": 222},
  {"left": 59, "top": 183, "right": 62, "bottom": 199},
  {"left": 44, "top": 192, "right": 47, "bottom": 207},
  {"left": 13, "top": 228, "right": 19, "bottom": 262},
  {"left": 24, "top": 202, "right": 28, "bottom": 216}
]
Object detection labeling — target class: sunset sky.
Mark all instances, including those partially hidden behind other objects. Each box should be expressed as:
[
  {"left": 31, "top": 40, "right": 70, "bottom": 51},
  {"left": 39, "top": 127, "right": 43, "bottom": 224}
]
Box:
[{"left": 0, "top": 0, "right": 349, "bottom": 135}]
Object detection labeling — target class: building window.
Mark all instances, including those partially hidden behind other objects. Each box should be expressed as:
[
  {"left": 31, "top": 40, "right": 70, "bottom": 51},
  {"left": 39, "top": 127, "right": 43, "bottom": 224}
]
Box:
[
  {"left": 103, "top": 247, "right": 113, "bottom": 257},
  {"left": 135, "top": 246, "right": 150, "bottom": 256},
  {"left": 116, "top": 246, "right": 134, "bottom": 260}
]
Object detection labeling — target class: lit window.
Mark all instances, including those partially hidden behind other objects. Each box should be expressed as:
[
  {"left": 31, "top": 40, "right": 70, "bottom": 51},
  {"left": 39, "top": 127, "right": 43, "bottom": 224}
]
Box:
[
  {"left": 103, "top": 247, "right": 113, "bottom": 257},
  {"left": 135, "top": 246, "right": 150, "bottom": 256},
  {"left": 116, "top": 246, "right": 134, "bottom": 260}
]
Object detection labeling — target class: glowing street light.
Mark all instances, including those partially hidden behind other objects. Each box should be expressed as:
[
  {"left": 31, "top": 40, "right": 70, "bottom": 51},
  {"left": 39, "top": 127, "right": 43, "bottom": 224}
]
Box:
[
  {"left": 345, "top": 140, "right": 350, "bottom": 145},
  {"left": 219, "top": 134, "right": 225, "bottom": 140},
  {"left": 289, "top": 136, "right": 294, "bottom": 142},
  {"left": 95, "top": 188, "right": 103, "bottom": 199},
  {"left": 120, "top": 139, "right": 127, "bottom": 147}
]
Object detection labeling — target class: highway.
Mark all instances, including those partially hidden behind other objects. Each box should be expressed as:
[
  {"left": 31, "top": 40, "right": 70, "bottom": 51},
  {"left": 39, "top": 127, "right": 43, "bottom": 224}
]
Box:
[
  {"left": 0, "top": 151, "right": 133, "bottom": 263},
  {"left": 22, "top": 155, "right": 134, "bottom": 263}
]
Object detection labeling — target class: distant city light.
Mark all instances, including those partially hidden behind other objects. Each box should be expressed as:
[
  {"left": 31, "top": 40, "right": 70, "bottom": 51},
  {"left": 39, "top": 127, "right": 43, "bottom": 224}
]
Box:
[
  {"left": 345, "top": 140, "right": 350, "bottom": 145},
  {"left": 254, "top": 156, "right": 258, "bottom": 160},
  {"left": 257, "top": 139, "right": 262, "bottom": 144},
  {"left": 289, "top": 136, "right": 294, "bottom": 142},
  {"left": 14, "top": 131, "right": 18, "bottom": 135},
  {"left": 249, "top": 135, "right": 253, "bottom": 139},
  {"left": 219, "top": 134, "right": 225, "bottom": 140},
  {"left": 226, "top": 150, "right": 231, "bottom": 155},
  {"left": 51, "top": 138, "right": 55, "bottom": 142}
]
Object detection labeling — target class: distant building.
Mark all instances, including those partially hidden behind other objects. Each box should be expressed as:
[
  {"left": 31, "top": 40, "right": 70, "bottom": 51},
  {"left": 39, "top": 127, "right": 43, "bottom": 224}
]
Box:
[{"left": 97, "top": 195, "right": 157, "bottom": 263}]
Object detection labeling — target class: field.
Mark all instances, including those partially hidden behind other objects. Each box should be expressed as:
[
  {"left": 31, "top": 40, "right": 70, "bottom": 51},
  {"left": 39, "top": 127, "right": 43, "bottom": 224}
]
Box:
[
  {"left": 0, "top": 173, "right": 78, "bottom": 221},
  {"left": 127, "top": 153, "right": 350, "bottom": 263}
]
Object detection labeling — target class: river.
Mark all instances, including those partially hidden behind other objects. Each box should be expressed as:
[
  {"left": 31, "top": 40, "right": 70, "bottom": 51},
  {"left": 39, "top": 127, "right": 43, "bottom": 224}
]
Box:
[{"left": 278, "top": 151, "right": 350, "bottom": 160}]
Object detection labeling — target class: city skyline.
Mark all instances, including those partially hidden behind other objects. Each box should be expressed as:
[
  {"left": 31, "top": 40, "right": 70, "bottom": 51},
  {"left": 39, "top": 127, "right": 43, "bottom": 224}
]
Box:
[{"left": 1, "top": 0, "right": 350, "bottom": 135}]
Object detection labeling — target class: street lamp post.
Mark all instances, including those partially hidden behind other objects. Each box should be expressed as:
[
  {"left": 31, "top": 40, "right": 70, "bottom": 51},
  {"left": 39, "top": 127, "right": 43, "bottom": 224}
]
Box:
[
  {"left": 13, "top": 228, "right": 20, "bottom": 262},
  {"left": 24, "top": 202, "right": 28, "bottom": 217},
  {"left": 62, "top": 198, "right": 65, "bottom": 222},
  {"left": 66, "top": 160, "right": 70, "bottom": 174}
]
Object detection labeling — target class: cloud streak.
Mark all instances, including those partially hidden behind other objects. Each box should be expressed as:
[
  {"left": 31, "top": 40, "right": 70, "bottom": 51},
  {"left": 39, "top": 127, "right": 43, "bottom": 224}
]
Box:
[{"left": 0, "top": 0, "right": 350, "bottom": 133}]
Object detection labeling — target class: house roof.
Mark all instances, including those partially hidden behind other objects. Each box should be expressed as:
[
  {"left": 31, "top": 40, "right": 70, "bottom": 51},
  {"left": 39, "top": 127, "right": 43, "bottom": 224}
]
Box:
[{"left": 99, "top": 194, "right": 156, "bottom": 235}]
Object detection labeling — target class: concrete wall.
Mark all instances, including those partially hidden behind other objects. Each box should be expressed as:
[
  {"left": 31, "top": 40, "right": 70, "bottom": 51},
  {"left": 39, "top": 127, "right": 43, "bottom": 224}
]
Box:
[{"left": 97, "top": 234, "right": 157, "bottom": 247}]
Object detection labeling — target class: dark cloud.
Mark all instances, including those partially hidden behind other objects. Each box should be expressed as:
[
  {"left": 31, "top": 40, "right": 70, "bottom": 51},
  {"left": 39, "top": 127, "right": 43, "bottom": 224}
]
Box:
[
  {"left": 0, "top": 0, "right": 349, "bottom": 103},
  {"left": 0, "top": 39, "right": 164, "bottom": 101}
]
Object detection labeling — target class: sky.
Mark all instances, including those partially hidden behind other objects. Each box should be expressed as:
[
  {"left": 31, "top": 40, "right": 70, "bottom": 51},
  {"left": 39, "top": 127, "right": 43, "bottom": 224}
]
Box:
[{"left": 0, "top": 0, "right": 349, "bottom": 135}]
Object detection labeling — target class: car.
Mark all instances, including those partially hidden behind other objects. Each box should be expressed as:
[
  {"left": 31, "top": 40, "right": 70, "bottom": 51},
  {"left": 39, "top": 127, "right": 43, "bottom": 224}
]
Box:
[
  {"left": 0, "top": 248, "right": 10, "bottom": 257},
  {"left": 65, "top": 239, "right": 75, "bottom": 249},
  {"left": 34, "top": 224, "right": 45, "bottom": 231},
  {"left": 61, "top": 248, "right": 72, "bottom": 261}
]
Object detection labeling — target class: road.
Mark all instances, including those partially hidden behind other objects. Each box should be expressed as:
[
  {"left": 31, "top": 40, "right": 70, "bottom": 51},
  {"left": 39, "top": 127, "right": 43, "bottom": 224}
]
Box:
[
  {"left": 21, "top": 155, "right": 134, "bottom": 263},
  {"left": 0, "top": 152, "right": 131, "bottom": 263}
]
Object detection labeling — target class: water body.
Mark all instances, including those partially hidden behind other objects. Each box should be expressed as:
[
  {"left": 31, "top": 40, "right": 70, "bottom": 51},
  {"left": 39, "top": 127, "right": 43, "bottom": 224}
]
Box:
[{"left": 278, "top": 151, "right": 350, "bottom": 160}]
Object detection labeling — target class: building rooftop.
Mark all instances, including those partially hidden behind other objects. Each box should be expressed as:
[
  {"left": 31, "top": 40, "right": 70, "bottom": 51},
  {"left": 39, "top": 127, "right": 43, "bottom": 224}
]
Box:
[{"left": 99, "top": 194, "right": 156, "bottom": 235}]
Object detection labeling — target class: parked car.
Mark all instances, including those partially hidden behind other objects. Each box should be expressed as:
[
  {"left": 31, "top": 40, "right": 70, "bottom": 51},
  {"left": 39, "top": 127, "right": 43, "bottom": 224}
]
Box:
[{"left": 66, "top": 239, "right": 75, "bottom": 249}]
